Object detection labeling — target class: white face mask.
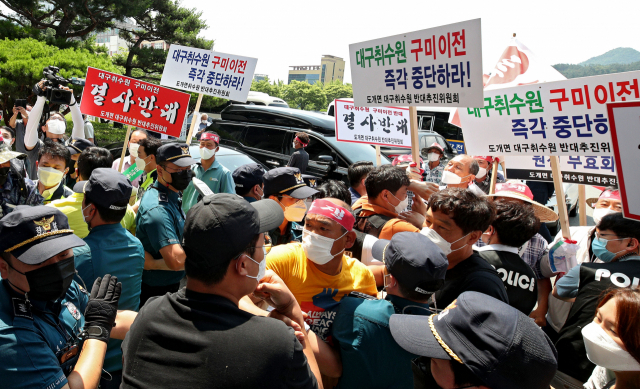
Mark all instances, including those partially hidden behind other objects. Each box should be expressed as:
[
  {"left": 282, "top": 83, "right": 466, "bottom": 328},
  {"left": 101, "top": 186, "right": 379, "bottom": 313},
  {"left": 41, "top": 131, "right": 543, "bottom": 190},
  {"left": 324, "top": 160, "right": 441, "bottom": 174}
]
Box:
[
  {"left": 47, "top": 120, "right": 66, "bottom": 135},
  {"left": 593, "top": 207, "right": 618, "bottom": 226},
  {"left": 201, "top": 120, "right": 208, "bottom": 124},
  {"left": 199, "top": 146, "right": 216, "bottom": 160},
  {"left": 302, "top": 229, "right": 348, "bottom": 265},
  {"left": 129, "top": 142, "right": 140, "bottom": 158},
  {"left": 3, "top": 138, "right": 12, "bottom": 148},
  {"left": 292, "top": 142, "right": 297, "bottom": 149},
  {"left": 244, "top": 253, "right": 266, "bottom": 280},
  {"left": 476, "top": 167, "right": 487, "bottom": 179},
  {"left": 135, "top": 155, "right": 148, "bottom": 171},
  {"left": 279, "top": 199, "right": 307, "bottom": 222},
  {"left": 582, "top": 322, "right": 640, "bottom": 371},
  {"left": 427, "top": 152, "right": 440, "bottom": 162},
  {"left": 421, "top": 227, "right": 470, "bottom": 256},
  {"left": 81, "top": 204, "right": 94, "bottom": 230},
  {"left": 37, "top": 166, "right": 64, "bottom": 187},
  {"left": 387, "top": 191, "right": 409, "bottom": 214},
  {"left": 441, "top": 170, "right": 470, "bottom": 185}
]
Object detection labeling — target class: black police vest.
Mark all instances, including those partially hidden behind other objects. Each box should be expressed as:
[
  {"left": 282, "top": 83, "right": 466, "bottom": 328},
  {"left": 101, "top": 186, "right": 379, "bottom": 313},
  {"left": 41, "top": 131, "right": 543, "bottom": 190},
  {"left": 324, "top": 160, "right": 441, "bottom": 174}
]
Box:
[
  {"left": 556, "top": 259, "right": 640, "bottom": 382},
  {"left": 477, "top": 250, "right": 538, "bottom": 314}
]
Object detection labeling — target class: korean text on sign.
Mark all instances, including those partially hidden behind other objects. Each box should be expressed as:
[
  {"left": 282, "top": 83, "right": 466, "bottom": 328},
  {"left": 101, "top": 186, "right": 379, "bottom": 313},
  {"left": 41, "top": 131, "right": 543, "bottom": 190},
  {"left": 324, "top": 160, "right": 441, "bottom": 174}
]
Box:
[
  {"left": 505, "top": 155, "right": 617, "bottom": 186},
  {"left": 349, "top": 19, "right": 483, "bottom": 108},
  {"left": 80, "top": 67, "right": 191, "bottom": 138},
  {"left": 460, "top": 71, "right": 640, "bottom": 156},
  {"left": 334, "top": 99, "right": 411, "bottom": 148},
  {"left": 160, "top": 44, "right": 258, "bottom": 102}
]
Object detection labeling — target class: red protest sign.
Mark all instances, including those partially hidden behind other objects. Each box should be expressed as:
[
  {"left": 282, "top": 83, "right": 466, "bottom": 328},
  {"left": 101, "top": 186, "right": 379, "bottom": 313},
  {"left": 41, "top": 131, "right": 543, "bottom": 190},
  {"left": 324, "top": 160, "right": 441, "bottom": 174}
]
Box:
[{"left": 80, "top": 67, "right": 191, "bottom": 137}]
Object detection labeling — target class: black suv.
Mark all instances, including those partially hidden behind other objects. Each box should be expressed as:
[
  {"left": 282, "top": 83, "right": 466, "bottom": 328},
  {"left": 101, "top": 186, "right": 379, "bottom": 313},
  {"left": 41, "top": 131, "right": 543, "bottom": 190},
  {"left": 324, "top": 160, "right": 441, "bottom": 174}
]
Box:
[
  {"left": 209, "top": 105, "right": 390, "bottom": 184},
  {"left": 379, "top": 131, "right": 457, "bottom": 161}
]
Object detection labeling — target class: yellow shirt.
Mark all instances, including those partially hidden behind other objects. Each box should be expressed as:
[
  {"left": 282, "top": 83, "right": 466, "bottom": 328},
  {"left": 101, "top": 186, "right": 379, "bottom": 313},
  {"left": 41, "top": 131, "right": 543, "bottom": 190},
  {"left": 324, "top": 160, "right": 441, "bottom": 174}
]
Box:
[
  {"left": 266, "top": 242, "right": 377, "bottom": 340},
  {"left": 47, "top": 192, "right": 137, "bottom": 238}
]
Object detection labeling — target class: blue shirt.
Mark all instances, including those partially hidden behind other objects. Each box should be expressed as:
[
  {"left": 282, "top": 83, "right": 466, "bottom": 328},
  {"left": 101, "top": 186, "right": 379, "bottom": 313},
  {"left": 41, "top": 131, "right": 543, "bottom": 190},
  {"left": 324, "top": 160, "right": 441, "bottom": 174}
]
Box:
[
  {"left": 556, "top": 255, "right": 640, "bottom": 298},
  {"left": 136, "top": 182, "right": 186, "bottom": 286},
  {"left": 349, "top": 187, "right": 361, "bottom": 206},
  {"left": 1, "top": 171, "right": 43, "bottom": 218},
  {"left": 181, "top": 159, "right": 235, "bottom": 214},
  {"left": 75, "top": 223, "right": 145, "bottom": 373},
  {"left": 0, "top": 280, "right": 88, "bottom": 389},
  {"left": 332, "top": 294, "right": 432, "bottom": 389}
]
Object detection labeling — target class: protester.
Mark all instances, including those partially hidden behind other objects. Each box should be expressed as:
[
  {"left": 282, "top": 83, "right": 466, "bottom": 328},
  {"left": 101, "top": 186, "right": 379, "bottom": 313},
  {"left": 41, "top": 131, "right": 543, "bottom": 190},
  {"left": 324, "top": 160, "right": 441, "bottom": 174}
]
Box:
[
  {"left": 134, "top": 137, "right": 161, "bottom": 205},
  {"left": 423, "top": 188, "right": 508, "bottom": 308},
  {"left": 182, "top": 131, "right": 235, "bottom": 213},
  {"left": 473, "top": 156, "right": 505, "bottom": 194},
  {"left": 0, "top": 137, "right": 43, "bottom": 217},
  {"left": 347, "top": 160, "right": 374, "bottom": 205},
  {"left": 316, "top": 179, "right": 352, "bottom": 205},
  {"left": 583, "top": 288, "right": 640, "bottom": 389},
  {"left": 83, "top": 114, "right": 94, "bottom": 144},
  {"left": 73, "top": 168, "right": 145, "bottom": 388},
  {"left": 475, "top": 200, "right": 540, "bottom": 314},
  {"left": 65, "top": 137, "right": 94, "bottom": 188},
  {"left": 0, "top": 206, "right": 136, "bottom": 389},
  {"left": 422, "top": 142, "right": 446, "bottom": 184},
  {"left": 440, "top": 154, "right": 485, "bottom": 197},
  {"left": 264, "top": 167, "right": 318, "bottom": 246},
  {"left": 553, "top": 213, "right": 640, "bottom": 385},
  {"left": 48, "top": 147, "right": 136, "bottom": 238},
  {"left": 7, "top": 103, "right": 33, "bottom": 176},
  {"left": 332, "top": 232, "right": 448, "bottom": 389},
  {"left": 35, "top": 140, "right": 73, "bottom": 204},
  {"left": 121, "top": 194, "right": 322, "bottom": 389},
  {"left": 136, "top": 143, "right": 195, "bottom": 306},
  {"left": 288, "top": 132, "right": 310, "bottom": 173},
  {"left": 389, "top": 291, "right": 558, "bottom": 389},
  {"left": 527, "top": 180, "right": 556, "bottom": 242},
  {"left": 392, "top": 154, "right": 424, "bottom": 211},
  {"left": 24, "top": 81, "right": 84, "bottom": 179},
  {"left": 1, "top": 127, "right": 15, "bottom": 150},
  {"left": 233, "top": 163, "right": 266, "bottom": 202},
  {"left": 7, "top": 103, "right": 31, "bottom": 132},
  {"left": 111, "top": 128, "right": 148, "bottom": 187},
  {"left": 195, "top": 113, "right": 209, "bottom": 140}
]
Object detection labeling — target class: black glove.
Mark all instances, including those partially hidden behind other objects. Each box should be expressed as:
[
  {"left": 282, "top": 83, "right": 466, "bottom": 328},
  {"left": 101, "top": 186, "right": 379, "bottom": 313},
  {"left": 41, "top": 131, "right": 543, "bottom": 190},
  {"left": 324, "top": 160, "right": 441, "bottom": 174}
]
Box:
[
  {"left": 83, "top": 274, "right": 121, "bottom": 342},
  {"left": 33, "top": 81, "right": 46, "bottom": 97}
]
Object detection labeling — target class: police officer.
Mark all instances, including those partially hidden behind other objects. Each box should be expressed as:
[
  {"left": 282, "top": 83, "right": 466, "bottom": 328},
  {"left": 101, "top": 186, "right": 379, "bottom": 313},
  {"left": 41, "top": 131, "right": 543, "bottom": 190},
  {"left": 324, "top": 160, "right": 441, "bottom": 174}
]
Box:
[
  {"left": 553, "top": 212, "right": 640, "bottom": 385},
  {"left": 76, "top": 168, "right": 145, "bottom": 389},
  {"left": 135, "top": 137, "right": 162, "bottom": 204},
  {"left": 0, "top": 134, "right": 43, "bottom": 217},
  {"left": 233, "top": 163, "right": 265, "bottom": 203},
  {"left": 65, "top": 137, "right": 94, "bottom": 188},
  {"left": 0, "top": 206, "right": 126, "bottom": 389},
  {"left": 136, "top": 143, "right": 195, "bottom": 306}
]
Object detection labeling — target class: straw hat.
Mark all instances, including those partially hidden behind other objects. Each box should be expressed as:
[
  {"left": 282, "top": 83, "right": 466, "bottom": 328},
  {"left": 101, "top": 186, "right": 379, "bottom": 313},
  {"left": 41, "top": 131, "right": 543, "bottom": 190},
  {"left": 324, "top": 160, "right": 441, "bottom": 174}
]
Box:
[
  {"left": 586, "top": 189, "right": 620, "bottom": 208},
  {"left": 486, "top": 182, "right": 559, "bottom": 223}
]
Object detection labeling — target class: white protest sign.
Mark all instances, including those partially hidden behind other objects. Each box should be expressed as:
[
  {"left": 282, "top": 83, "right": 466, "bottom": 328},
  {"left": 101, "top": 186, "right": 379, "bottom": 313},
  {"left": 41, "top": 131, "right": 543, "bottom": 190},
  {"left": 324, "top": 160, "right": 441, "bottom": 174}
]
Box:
[
  {"left": 334, "top": 99, "right": 411, "bottom": 148},
  {"left": 460, "top": 71, "right": 640, "bottom": 156},
  {"left": 504, "top": 155, "right": 618, "bottom": 186},
  {"left": 161, "top": 44, "right": 257, "bottom": 102},
  {"left": 607, "top": 101, "right": 640, "bottom": 221},
  {"left": 349, "top": 19, "right": 483, "bottom": 108}
]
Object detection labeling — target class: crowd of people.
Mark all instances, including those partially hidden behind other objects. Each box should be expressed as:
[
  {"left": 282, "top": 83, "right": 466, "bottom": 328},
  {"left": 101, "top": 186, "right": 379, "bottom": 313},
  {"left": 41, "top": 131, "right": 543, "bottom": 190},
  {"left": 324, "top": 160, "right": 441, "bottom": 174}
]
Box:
[{"left": 1, "top": 83, "right": 639, "bottom": 389}]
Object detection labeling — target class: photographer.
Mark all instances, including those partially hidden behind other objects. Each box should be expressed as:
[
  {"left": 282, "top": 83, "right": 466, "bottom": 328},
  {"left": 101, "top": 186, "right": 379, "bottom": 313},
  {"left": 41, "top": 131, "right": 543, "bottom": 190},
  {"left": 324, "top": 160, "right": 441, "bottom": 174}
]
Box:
[
  {"left": 24, "top": 75, "right": 85, "bottom": 180},
  {"left": 8, "top": 103, "right": 31, "bottom": 131}
]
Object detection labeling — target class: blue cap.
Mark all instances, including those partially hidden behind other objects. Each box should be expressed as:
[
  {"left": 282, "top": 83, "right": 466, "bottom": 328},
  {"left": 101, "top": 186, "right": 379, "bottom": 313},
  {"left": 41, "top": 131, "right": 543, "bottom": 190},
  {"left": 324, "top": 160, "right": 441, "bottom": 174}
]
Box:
[
  {"left": 73, "top": 168, "right": 132, "bottom": 210},
  {"left": 263, "top": 167, "right": 319, "bottom": 199},
  {"left": 66, "top": 137, "right": 94, "bottom": 155},
  {"left": 372, "top": 231, "right": 447, "bottom": 295},
  {"left": 389, "top": 291, "right": 558, "bottom": 389},
  {"left": 156, "top": 143, "right": 197, "bottom": 167},
  {"left": 233, "top": 163, "right": 265, "bottom": 192}
]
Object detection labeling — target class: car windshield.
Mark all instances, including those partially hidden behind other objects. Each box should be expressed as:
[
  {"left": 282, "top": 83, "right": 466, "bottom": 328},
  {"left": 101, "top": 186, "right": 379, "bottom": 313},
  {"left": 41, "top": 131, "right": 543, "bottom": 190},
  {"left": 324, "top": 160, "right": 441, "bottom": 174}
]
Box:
[{"left": 322, "top": 136, "right": 390, "bottom": 165}]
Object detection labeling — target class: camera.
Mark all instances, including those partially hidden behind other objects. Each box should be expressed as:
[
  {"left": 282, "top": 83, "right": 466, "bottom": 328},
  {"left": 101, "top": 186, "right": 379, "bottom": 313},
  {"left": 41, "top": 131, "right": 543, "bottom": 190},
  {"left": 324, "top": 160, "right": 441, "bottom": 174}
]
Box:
[{"left": 40, "top": 66, "right": 73, "bottom": 105}]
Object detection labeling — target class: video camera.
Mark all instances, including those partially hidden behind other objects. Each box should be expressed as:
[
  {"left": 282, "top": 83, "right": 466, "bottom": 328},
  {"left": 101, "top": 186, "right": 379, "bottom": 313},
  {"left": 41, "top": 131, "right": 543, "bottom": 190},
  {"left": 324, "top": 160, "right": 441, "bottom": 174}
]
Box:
[{"left": 40, "top": 66, "right": 73, "bottom": 105}]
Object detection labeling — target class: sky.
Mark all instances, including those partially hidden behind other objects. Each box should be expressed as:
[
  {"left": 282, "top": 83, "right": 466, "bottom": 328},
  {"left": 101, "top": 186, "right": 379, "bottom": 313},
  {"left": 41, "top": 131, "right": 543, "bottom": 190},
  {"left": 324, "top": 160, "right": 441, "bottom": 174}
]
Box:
[{"left": 182, "top": 0, "right": 640, "bottom": 84}]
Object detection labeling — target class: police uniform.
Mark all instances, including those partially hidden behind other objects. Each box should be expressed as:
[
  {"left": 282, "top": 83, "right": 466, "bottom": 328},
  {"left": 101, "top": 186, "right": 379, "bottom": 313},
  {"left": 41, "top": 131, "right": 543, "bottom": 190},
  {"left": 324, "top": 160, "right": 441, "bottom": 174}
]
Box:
[
  {"left": 65, "top": 137, "right": 94, "bottom": 189},
  {"left": 0, "top": 141, "right": 43, "bottom": 217},
  {"left": 137, "top": 169, "right": 157, "bottom": 202},
  {"left": 233, "top": 163, "right": 265, "bottom": 203},
  {"left": 136, "top": 143, "right": 196, "bottom": 306}
]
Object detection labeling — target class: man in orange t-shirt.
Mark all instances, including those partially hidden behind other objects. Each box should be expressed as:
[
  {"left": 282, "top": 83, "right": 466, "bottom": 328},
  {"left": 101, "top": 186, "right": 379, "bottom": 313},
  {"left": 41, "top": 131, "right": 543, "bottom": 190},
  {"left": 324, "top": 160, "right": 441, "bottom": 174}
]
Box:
[{"left": 266, "top": 198, "right": 377, "bottom": 342}]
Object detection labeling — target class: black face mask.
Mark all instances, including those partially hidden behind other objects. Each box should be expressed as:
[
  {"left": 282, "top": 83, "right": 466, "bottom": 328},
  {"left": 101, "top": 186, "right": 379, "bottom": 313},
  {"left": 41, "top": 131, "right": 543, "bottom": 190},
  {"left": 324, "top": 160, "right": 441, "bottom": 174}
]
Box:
[
  {"left": 0, "top": 166, "right": 9, "bottom": 186},
  {"left": 170, "top": 169, "right": 194, "bottom": 191},
  {"left": 8, "top": 256, "right": 76, "bottom": 302}
]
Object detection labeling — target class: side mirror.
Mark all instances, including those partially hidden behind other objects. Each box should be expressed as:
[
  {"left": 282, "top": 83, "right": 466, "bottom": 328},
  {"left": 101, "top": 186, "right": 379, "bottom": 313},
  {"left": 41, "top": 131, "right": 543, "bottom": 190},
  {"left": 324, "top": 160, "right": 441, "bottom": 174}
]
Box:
[{"left": 318, "top": 155, "right": 333, "bottom": 165}]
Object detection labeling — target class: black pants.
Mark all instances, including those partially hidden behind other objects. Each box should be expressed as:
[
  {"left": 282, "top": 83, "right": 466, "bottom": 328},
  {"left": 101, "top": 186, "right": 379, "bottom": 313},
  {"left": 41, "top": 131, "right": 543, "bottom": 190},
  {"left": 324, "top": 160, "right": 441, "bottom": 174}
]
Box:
[
  {"left": 139, "top": 282, "right": 180, "bottom": 307},
  {"left": 99, "top": 369, "right": 122, "bottom": 389}
]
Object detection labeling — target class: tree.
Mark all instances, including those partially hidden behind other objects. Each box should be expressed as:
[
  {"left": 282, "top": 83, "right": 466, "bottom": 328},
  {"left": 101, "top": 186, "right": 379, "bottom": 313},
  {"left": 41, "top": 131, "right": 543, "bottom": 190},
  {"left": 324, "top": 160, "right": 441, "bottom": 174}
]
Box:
[
  {"left": 114, "top": 0, "right": 212, "bottom": 80},
  {"left": 0, "top": 38, "right": 120, "bottom": 120},
  {"left": 250, "top": 77, "right": 285, "bottom": 98},
  {"left": 281, "top": 81, "right": 327, "bottom": 111},
  {"left": 0, "top": 0, "right": 147, "bottom": 39},
  {"left": 323, "top": 80, "right": 353, "bottom": 109}
]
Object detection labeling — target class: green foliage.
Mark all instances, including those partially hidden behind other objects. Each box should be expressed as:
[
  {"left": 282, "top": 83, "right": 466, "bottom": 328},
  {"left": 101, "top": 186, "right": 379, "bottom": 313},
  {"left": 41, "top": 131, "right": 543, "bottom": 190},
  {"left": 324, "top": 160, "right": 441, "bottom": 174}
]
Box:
[
  {"left": 281, "top": 81, "right": 327, "bottom": 111},
  {"left": 65, "top": 120, "right": 125, "bottom": 147},
  {"left": 553, "top": 61, "right": 640, "bottom": 79},
  {"left": 250, "top": 77, "right": 285, "bottom": 98},
  {"left": 580, "top": 47, "right": 640, "bottom": 66},
  {"left": 323, "top": 80, "right": 353, "bottom": 107},
  {"left": 0, "top": 38, "right": 121, "bottom": 120}
]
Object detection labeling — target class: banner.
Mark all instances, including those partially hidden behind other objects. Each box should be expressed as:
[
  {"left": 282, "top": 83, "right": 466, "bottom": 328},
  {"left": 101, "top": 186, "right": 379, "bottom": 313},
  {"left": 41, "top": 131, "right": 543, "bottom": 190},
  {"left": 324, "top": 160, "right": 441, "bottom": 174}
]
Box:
[
  {"left": 80, "top": 67, "right": 190, "bottom": 138},
  {"left": 505, "top": 155, "right": 617, "bottom": 186},
  {"left": 349, "top": 19, "right": 483, "bottom": 108},
  {"left": 460, "top": 71, "right": 640, "bottom": 156},
  {"left": 334, "top": 99, "right": 411, "bottom": 148},
  {"left": 160, "top": 44, "right": 258, "bottom": 102}
]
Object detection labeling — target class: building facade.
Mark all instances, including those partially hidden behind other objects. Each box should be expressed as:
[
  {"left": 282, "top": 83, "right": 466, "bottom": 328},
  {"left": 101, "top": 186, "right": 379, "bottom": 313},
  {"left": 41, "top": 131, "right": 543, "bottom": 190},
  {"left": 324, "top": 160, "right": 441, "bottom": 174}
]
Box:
[
  {"left": 288, "top": 55, "right": 345, "bottom": 85},
  {"left": 254, "top": 74, "right": 268, "bottom": 82},
  {"left": 91, "top": 20, "right": 137, "bottom": 56}
]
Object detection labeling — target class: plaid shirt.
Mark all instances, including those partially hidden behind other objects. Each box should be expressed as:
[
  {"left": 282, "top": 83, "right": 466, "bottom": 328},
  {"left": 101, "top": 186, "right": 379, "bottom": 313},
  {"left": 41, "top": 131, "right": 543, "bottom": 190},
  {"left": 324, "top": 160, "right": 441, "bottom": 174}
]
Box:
[
  {"left": 423, "top": 161, "right": 445, "bottom": 185},
  {"left": 476, "top": 233, "right": 547, "bottom": 279},
  {"left": 1, "top": 172, "right": 43, "bottom": 217}
]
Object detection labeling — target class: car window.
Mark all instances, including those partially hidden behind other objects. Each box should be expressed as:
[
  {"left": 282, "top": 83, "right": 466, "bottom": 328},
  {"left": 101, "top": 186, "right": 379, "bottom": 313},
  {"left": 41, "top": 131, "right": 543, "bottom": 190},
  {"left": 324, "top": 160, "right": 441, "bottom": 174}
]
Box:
[
  {"left": 433, "top": 117, "right": 462, "bottom": 140},
  {"left": 242, "top": 126, "right": 287, "bottom": 154},
  {"left": 306, "top": 136, "right": 334, "bottom": 161},
  {"left": 216, "top": 123, "right": 245, "bottom": 144},
  {"left": 216, "top": 153, "right": 262, "bottom": 172},
  {"left": 420, "top": 135, "right": 447, "bottom": 150}
]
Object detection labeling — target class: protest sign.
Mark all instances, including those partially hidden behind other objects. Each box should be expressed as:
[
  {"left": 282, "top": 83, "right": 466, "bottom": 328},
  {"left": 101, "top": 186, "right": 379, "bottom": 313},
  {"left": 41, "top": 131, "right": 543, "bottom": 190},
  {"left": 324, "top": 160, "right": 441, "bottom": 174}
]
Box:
[
  {"left": 123, "top": 163, "right": 144, "bottom": 182},
  {"left": 80, "top": 67, "right": 190, "bottom": 138},
  {"left": 349, "top": 19, "right": 483, "bottom": 108},
  {"left": 334, "top": 99, "right": 411, "bottom": 148},
  {"left": 607, "top": 100, "right": 640, "bottom": 221},
  {"left": 161, "top": 44, "right": 257, "bottom": 102},
  {"left": 504, "top": 155, "right": 617, "bottom": 186},
  {"left": 460, "top": 71, "right": 640, "bottom": 156}
]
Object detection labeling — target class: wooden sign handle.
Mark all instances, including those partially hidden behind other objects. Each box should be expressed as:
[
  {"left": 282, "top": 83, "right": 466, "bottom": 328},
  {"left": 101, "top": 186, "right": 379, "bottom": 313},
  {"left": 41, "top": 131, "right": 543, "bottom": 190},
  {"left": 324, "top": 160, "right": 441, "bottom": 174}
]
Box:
[
  {"left": 550, "top": 156, "right": 571, "bottom": 239},
  {"left": 118, "top": 125, "right": 132, "bottom": 172},
  {"left": 186, "top": 93, "right": 204, "bottom": 144}
]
